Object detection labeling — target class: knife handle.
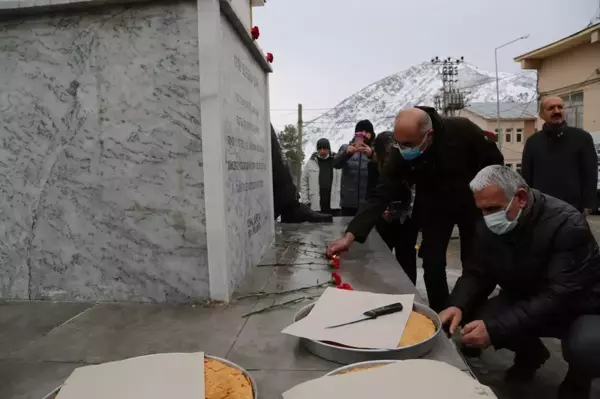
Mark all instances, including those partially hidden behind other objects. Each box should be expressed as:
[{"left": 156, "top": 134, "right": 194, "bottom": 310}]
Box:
[{"left": 363, "top": 302, "right": 404, "bottom": 318}]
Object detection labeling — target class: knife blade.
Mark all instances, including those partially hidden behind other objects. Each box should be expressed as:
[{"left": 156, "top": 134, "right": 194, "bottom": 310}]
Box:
[{"left": 325, "top": 302, "right": 404, "bottom": 329}]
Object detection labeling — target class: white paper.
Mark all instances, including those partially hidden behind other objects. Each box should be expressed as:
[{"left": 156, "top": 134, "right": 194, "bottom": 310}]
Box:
[
  {"left": 283, "top": 359, "right": 497, "bottom": 399},
  {"left": 282, "top": 287, "right": 415, "bottom": 349},
  {"left": 56, "top": 352, "right": 205, "bottom": 399}
]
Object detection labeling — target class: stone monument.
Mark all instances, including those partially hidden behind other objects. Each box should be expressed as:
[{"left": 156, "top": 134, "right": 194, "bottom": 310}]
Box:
[{"left": 0, "top": 0, "right": 273, "bottom": 303}]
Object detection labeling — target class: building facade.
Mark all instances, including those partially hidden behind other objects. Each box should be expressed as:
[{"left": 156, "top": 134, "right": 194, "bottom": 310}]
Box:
[
  {"left": 461, "top": 102, "right": 537, "bottom": 174},
  {"left": 515, "top": 23, "right": 600, "bottom": 132}
]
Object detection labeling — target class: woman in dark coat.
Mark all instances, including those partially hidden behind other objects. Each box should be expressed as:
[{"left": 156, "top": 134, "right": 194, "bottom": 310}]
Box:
[{"left": 369, "top": 131, "right": 419, "bottom": 284}]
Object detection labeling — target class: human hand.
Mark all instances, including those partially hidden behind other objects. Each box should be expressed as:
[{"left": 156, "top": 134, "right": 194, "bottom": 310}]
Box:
[
  {"left": 439, "top": 306, "right": 463, "bottom": 335},
  {"left": 327, "top": 233, "right": 355, "bottom": 257},
  {"left": 382, "top": 208, "right": 392, "bottom": 222},
  {"left": 359, "top": 144, "right": 373, "bottom": 157},
  {"left": 460, "top": 320, "right": 491, "bottom": 349},
  {"left": 346, "top": 145, "right": 358, "bottom": 154}
]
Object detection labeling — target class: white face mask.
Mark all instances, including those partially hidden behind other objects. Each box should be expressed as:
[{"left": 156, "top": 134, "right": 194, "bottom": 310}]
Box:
[{"left": 483, "top": 196, "right": 522, "bottom": 235}]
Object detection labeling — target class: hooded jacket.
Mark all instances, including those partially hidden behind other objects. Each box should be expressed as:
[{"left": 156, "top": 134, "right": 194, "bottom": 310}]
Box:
[
  {"left": 333, "top": 144, "right": 371, "bottom": 209},
  {"left": 449, "top": 190, "right": 600, "bottom": 348},
  {"left": 346, "top": 106, "right": 504, "bottom": 242},
  {"left": 300, "top": 152, "right": 342, "bottom": 211}
]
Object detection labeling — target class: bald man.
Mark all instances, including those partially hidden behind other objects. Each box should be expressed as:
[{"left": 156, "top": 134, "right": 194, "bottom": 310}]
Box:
[
  {"left": 522, "top": 96, "right": 597, "bottom": 214},
  {"left": 328, "top": 106, "right": 504, "bottom": 312}
]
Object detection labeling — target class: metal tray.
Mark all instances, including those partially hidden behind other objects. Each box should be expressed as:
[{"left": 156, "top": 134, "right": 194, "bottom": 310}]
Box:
[
  {"left": 293, "top": 301, "right": 442, "bottom": 365},
  {"left": 41, "top": 354, "right": 258, "bottom": 399},
  {"left": 325, "top": 360, "right": 400, "bottom": 376}
]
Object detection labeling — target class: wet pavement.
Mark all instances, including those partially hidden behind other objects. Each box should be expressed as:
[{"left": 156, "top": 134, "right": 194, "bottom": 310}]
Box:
[
  {"left": 0, "top": 218, "right": 467, "bottom": 399},
  {"left": 2, "top": 216, "right": 599, "bottom": 399}
]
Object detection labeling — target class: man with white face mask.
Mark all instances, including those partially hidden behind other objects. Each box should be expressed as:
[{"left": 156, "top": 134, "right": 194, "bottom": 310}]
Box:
[{"left": 440, "top": 165, "right": 600, "bottom": 399}]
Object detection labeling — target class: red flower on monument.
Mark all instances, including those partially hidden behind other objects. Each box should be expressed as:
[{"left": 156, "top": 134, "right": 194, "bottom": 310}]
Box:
[
  {"left": 338, "top": 283, "right": 354, "bottom": 290},
  {"left": 331, "top": 272, "right": 342, "bottom": 286},
  {"left": 329, "top": 257, "right": 340, "bottom": 269},
  {"left": 251, "top": 26, "right": 260, "bottom": 40},
  {"left": 266, "top": 52, "right": 274, "bottom": 63}
]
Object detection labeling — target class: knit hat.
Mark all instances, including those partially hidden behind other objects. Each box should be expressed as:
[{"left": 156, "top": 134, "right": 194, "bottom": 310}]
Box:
[
  {"left": 316, "top": 138, "right": 331, "bottom": 151},
  {"left": 355, "top": 120, "right": 375, "bottom": 135}
]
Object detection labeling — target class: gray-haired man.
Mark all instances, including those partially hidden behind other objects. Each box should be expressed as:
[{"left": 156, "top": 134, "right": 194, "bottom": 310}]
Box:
[{"left": 440, "top": 165, "right": 600, "bottom": 398}]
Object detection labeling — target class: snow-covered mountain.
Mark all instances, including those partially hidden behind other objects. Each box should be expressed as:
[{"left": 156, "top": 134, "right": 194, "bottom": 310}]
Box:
[{"left": 302, "top": 61, "right": 537, "bottom": 156}]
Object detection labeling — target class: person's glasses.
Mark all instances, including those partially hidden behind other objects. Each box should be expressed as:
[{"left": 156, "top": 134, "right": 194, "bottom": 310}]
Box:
[{"left": 391, "top": 130, "right": 431, "bottom": 151}]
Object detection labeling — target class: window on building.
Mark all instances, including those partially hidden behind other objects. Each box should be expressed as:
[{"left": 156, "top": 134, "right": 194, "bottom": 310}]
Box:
[
  {"left": 517, "top": 128, "right": 523, "bottom": 133},
  {"left": 506, "top": 128, "right": 513, "bottom": 132},
  {"left": 495, "top": 128, "right": 502, "bottom": 133},
  {"left": 506, "top": 163, "right": 513, "bottom": 169},
  {"left": 560, "top": 91, "right": 584, "bottom": 128},
  {"left": 506, "top": 133, "right": 512, "bottom": 143},
  {"left": 516, "top": 163, "right": 522, "bottom": 175},
  {"left": 516, "top": 133, "right": 523, "bottom": 143}
]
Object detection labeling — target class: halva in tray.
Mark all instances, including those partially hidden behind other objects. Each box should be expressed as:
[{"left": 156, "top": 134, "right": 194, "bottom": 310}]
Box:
[{"left": 48, "top": 357, "right": 254, "bottom": 399}]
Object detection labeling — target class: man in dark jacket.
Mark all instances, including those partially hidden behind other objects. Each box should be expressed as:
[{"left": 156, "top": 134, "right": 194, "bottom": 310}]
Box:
[
  {"left": 441, "top": 165, "right": 600, "bottom": 398},
  {"left": 270, "top": 125, "right": 333, "bottom": 223},
  {"left": 327, "top": 107, "right": 504, "bottom": 311},
  {"left": 522, "top": 96, "right": 598, "bottom": 214},
  {"left": 333, "top": 120, "right": 374, "bottom": 216}
]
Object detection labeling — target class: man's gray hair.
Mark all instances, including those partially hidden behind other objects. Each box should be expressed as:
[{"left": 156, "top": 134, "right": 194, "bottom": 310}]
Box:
[
  {"left": 469, "top": 165, "right": 529, "bottom": 198},
  {"left": 418, "top": 112, "right": 433, "bottom": 134}
]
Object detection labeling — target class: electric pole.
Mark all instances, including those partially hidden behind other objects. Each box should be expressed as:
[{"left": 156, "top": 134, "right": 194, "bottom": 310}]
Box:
[
  {"left": 297, "top": 103, "right": 303, "bottom": 189},
  {"left": 431, "top": 56, "right": 468, "bottom": 116}
]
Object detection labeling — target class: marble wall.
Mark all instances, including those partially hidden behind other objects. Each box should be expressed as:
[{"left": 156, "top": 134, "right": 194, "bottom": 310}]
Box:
[
  {"left": 198, "top": 0, "right": 274, "bottom": 301},
  {"left": 0, "top": 1, "right": 209, "bottom": 302}
]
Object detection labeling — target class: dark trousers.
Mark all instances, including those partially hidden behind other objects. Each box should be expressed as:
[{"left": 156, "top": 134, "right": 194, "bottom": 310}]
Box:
[
  {"left": 341, "top": 207, "right": 358, "bottom": 217},
  {"left": 418, "top": 215, "right": 478, "bottom": 312},
  {"left": 271, "top": 126, "right": 298, "bottom": 218},
  {"left": 468, "top": 292, "right": 600, "bottom": 378},
  {"left": 376, "top": 218, "right": 419, "bottom": 284}
]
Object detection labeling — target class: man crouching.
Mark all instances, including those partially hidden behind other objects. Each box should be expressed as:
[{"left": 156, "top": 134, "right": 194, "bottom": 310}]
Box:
[{"left": 440, "top": 165, "right": 600, "bottom": 398}]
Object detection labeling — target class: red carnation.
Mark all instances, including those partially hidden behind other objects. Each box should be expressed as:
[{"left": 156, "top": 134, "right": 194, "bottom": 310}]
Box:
[
  {"left": 331, "top": 272, "right": 342, "bottom": 286},
  {"left": 339, "top": 283, "right": 354, "bottom": 290},
  {"left": 329, "top": 257, "right": 340, "bottom": 269},
  {"left": 266, "top": 52, "right": 274, "bottom": 63},
  {"left": 251, "top": 26, "right": 260, "bottom": 40}
]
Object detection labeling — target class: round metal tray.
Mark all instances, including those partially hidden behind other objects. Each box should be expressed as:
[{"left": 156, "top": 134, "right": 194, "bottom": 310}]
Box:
[
  {"left": 41, "top": 354, "right": 257, "bottom": 399},
  {"left": 293, "top": 301, "right": 442, "bottom": 365},
  {"left": 325, "top": 360, "right": 400, "bottom": 376}
]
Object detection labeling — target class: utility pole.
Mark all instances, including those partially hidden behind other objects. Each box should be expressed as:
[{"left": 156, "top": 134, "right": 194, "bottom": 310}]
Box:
[
  {"left": 495, "top": 35, "right": 529, "bottom": 150},
  {"left": 431, "top": 56, "right": 468, "bottom": 116},
  {"left": 297, "top": 103, "right": 303, "bottom": 189}
]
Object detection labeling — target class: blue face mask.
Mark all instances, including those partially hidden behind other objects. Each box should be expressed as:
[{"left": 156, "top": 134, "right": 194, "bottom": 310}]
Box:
[
  {"left": 399, "top": 148, "right": 424, "bottom": 161},
  {"left": 483, "top": 196, "right": 522, "bottom": 235}
]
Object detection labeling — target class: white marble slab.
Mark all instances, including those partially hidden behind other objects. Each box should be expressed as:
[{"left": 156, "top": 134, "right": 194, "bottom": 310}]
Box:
[
  {"left": 0, "top": 1, "right": 209, "bottom": 301},
  {"left": 198, "top": 0, "right": 273, "bottom": 301}
]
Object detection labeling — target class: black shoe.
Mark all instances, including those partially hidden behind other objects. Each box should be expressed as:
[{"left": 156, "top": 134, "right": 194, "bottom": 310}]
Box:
[
  {"left": 504, "top": 341, "right": 550, "bottom": 383},
  {"left": 281, "top": 204, "right": 333, "bottom": 223},
  {"left": 557, "top": 368, "right": 592, "bottom": 399}
]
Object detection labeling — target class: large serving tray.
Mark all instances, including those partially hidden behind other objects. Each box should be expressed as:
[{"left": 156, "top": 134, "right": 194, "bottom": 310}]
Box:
[
  {"left": 293, "top": 301, "right": 442, "bottom": 365},
  {"left": 41, "top": 354, "right": 258, "bottom": 399}
]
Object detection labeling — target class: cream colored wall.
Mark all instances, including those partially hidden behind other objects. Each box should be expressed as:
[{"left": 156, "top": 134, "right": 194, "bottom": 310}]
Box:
[
  {"left": 461, "top": 109, "right": 527, "bottom": 172},
  {"left": 537, "top": 41, "right": 600, "bottom": 132},
  {"left": 537, "top": 42, "right": 600, "bottom": 93}
]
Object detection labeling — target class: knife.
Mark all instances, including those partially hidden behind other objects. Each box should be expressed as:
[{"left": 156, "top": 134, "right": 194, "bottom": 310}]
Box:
[{"left": 325, "top": 302, "right": 404, "bottom": 329}]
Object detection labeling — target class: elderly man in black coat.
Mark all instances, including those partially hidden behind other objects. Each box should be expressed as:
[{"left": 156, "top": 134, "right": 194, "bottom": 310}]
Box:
[
  {"left": 327, "top": 106, "right": 504, "bottom": 311},
  {"left": 441, "top": 165, "right": 600, "bottom": 399}
]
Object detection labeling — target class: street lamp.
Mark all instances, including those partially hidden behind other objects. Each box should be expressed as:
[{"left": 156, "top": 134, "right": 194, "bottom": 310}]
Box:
[{"left": 495, "top": 34, "right": 529, "bottom": 149}]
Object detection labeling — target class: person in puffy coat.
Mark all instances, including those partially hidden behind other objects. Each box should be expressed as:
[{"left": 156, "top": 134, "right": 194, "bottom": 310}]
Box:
[
  {"left": 300, "top": 138, "right": 342, "bottom": 215},
  {"left": 333, "top": 120, "right": 374, "bottom": 216},
  {"left": 440, "top": 165, "right": 600, "bottom": 399}
]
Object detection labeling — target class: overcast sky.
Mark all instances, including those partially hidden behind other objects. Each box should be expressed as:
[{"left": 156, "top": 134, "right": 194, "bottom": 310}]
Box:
[{"left": 254, "top": 0, "right": 599, "bottom": 129}]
